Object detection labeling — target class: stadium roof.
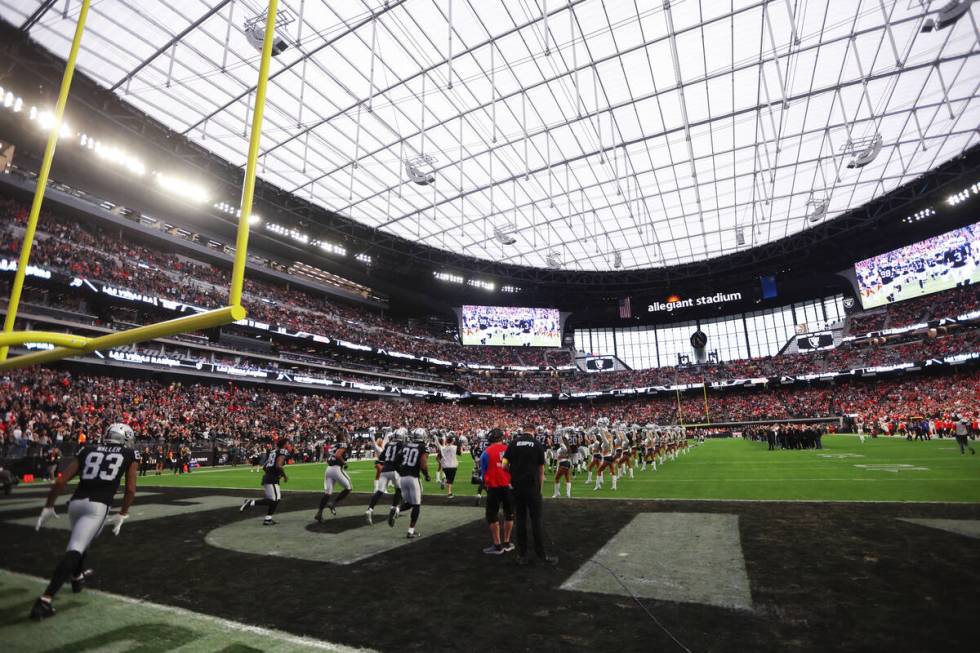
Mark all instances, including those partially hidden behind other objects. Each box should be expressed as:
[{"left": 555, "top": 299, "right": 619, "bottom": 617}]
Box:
[{"left": 4, "top": 0, "right": 980, "bottom": 271}]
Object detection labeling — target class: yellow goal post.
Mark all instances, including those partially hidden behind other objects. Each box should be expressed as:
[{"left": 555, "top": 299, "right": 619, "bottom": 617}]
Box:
[{"left": 0, "top": 0, "right": 280, "bottom": 371}]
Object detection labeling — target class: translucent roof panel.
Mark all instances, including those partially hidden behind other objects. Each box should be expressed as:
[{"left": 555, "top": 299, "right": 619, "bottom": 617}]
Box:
[{"left": 3, "top": 0, "right": 979, "bottom": 270}]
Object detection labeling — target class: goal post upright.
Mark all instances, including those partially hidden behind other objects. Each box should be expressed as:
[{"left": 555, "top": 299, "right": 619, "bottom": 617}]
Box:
[
  {"left": 0, "top": 0, "right": 281, "bottom": 371},
  {"left": 0, "top": 0, "right": 91, "bottom": 362}
]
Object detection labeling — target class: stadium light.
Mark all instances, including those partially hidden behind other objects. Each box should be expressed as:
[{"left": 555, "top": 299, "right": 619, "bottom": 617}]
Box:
[
  {"left": 355, "top": 252, "right": 372, "bottom": 265},
  {"left": 467, "top": 279, "right": 496, "bottom": 291},
  {"left": 154, "top": 173, "right": 210, "bottom": 203},
  {"left": 314, "top": 239, "right": 347, "bottom": 257},
  {"left": 248, "top": 214, "right": 262, "bottom": 226},
  {"left": 501, "top": 285, "right": 522, "bottom": 293},
  {"left": 903, "top": 207, "right": 936, "bottom": 224},
  {"left": 265, "top": 221, "right": 309, "bottom": 244},
  {"left": 92, "top": 141, "right": 145, "bottom": 176},
  {"left": 433, "top": 271, "right": 464, "bottom": 284},
  {"left": 945, "top": 181, "right": 980, "bottom": 206}
]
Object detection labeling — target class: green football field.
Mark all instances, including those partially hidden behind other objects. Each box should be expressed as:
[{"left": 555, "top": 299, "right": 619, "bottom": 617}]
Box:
[{"left": 131, "top": 435, "right": 980, "bottom": 502}]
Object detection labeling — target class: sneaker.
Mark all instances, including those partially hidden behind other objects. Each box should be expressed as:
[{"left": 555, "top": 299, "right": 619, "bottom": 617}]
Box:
[
  {"left": 502, "top": 542, "right": 516, "bottom": 552},
  {"left": 406, "top": 531, "right": 421, "bottom": 539},
  {"left": 71, "top": 569, "right": 93, "bottom": 594},
  {"left": 263, "top": 518, "right": 277, "bottom": 526},
  {"left": 239, "top": 499, "right": 251, "bottom": 512},
  {"left": 29, "top": 598, "right": 55, "bottom": 620},
  {"left": 365, "top": 509, "right": 373, "bottom": 525},
  {"left": 551, "top": 493, "right": 560, "bottom": 499},
  {"left": 446, "top": 494, "right": 455, "bottom": 499},
  {"left": 482, "top": 545, "right": 504, "bottom": 555},
  {"left": 387, "top": 508, "right": 397, "bottom": 528}
]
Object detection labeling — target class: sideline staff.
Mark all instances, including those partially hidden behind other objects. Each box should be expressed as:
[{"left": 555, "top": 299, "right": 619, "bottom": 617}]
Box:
[{"left": 504, "top": 430, "right": 558, "bottom": 566}]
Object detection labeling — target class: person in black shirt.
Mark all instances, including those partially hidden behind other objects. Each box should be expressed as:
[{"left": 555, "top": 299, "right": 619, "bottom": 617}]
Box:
[
  {"left": 388, "top": 429, "right": 430, "bottom": 539},
  {"left": 31, "top": 423, "right": 139, "bottom": 620},
  {"left": 316, "top": 434, "right": 352, "bottom": 521},
  {"left": 239, "top": 439, "right": 289, "bottom": 525},
  {"left": 366, "top": 429, "right": 403, "bottom": 524},
  {"left": 504, "top": 431, "right": 557, "bottom": 566}
]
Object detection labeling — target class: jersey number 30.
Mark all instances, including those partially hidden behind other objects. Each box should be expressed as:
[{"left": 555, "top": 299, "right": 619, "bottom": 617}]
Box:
[{"left": 81, "top": 452, "right": 124, "bottom": 481}]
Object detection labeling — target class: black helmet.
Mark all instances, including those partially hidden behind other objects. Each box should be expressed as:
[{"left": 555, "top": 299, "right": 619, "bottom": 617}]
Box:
[{"left": 488, "top": 428, "right": 504, "bottom": 443}]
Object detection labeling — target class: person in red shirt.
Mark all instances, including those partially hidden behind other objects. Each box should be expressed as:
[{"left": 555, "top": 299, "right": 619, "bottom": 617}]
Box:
[{"left": 480, "top": 428, "right": 514, "bottom": 555}]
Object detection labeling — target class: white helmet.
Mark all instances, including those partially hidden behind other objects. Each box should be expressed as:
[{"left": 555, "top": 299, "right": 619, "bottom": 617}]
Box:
[{"left": 104, "top": 423, "right": 135, "bottom": 448}]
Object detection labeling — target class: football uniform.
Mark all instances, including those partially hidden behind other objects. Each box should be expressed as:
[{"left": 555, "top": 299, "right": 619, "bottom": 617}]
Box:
[
  {"left": 377, "top": 440, "right": 402, "bottom": 490},
  {"left": 323, "top": 445, "right": 352, "bottom": 493},
  {"left": 68, "top": 444, "right": 138, "bottom": 552},
  {"left": 261, "top": 447, "right": 288, "bottom": 502},
  {"left": 397, "top": 441, "right": 426, "bottom": 505}
]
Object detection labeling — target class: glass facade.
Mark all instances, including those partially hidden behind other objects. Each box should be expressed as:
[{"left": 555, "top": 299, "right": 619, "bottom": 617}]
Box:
[{"left": 574, "top": 295, "right": 846, "bottom": 369}]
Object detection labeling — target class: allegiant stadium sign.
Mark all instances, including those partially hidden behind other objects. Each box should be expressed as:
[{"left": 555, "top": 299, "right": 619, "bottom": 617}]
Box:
[{"left": 647, "top": 291, "right": 743, "bottom": 313}]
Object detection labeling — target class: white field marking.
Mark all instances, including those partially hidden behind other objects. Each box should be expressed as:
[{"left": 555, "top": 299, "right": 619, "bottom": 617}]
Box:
[
  {"left": 0, "top": 569, "right": 377, "bottom": 652},
  {"left": 151, "top": 461, "right": 326, "bottom": 476},
  {"left": 6, "top": 495, "right": 246, "bottom": 530},
  {"left": 560, "top": 513, "right": 753, "bottom": 610},
  {"left": 0, "top": 491, "right": 160, "bottom": 514},
  {"left": 853, "top": 464, "right": 930, "bottom": 473},
  {"left": 898, "top": 518, "right": 980, "bottom": 539}
]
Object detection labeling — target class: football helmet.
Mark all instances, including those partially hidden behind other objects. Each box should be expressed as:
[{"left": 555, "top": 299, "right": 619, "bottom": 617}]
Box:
[
  {"left": 394, "top": 427, "right": 409, "bottom": 442},
  {"left": 412, "top": 428, "right": 428, "bottom": 443},
  {"left": 104, "top": 423, "right": 135, "bottom": 448}
]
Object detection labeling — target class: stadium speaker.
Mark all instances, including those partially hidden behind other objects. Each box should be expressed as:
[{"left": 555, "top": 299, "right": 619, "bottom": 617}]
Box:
[
  {"left": 244, "top": 24, "right": 289, "bottom": 56},
  {"left": 921, "top": 0, "right": 972, "bottom": 32}
]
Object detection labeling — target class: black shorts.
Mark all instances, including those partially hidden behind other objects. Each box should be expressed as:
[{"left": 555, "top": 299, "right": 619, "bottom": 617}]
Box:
[
  {"left": 485, "top": 487, "right": 513, "bottom": 523},
  {"left": 443, "top": 467, "right": 457, "bottom": 484},
  {"left": 558, "top": 460, "right": 571, "bottom": 469},
  {"left": 603, "top": 456, "right": 614, "bottom": 463},
  {"left": 592, "top": 453, "right": 602, "bottom": 461}
]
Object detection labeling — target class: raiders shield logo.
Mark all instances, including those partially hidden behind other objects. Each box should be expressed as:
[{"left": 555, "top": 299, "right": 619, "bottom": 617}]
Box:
[
  {"left": 843, "top": 297, "right": 855, "bottom": 309},
  {"left": 808, "top": 336, "right": 821, "bottom": 349}
]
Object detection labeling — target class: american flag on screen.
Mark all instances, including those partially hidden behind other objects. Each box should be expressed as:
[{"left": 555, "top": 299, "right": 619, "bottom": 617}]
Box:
[{"left": 618, "top": 297, "right": 632, "bottom": 319}]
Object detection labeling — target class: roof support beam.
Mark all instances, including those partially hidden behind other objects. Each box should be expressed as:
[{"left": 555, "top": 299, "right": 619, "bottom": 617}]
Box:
[
  {"left": 109, "top": 0, "right": 232, "bottom": 92},
  {"left": 20, "top": 0, "right": 58, "bottom": 33},
  {"left": 181, "top": 0, "right": 406, "bottom": 135}
]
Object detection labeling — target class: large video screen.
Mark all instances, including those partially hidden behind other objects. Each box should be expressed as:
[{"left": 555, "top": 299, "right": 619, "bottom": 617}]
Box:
[
  {"left": 460, "top": 305, "right": 561, "bottom": 347},
  {"left": 855, "top": 221, "right": 978, "bottom": 308}
]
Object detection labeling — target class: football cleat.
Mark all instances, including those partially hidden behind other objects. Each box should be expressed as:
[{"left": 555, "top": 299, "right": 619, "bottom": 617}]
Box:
[
  {"left": 365, "top": 509, "right": 373, "bottom": 525},
  {"left": 239, "top": 499, "right": 251, "bottom": 512},
  {"left": 262, "top": 518, "right": 277, "bottom": 526},
  {"left": 71, "top": 569, "right": 94, "bottom": 594},
  {"left": 329, "top": 504, "right": 337, "bottom": 517},
  {"left": 406, "top": 531, "right": 421, "bottom": 539},
  {"left": 387, "top": 507, "right": 397, "bottom": 528},
  {"left": 29, "top": 598, "right": 55, "bottom": 620}
]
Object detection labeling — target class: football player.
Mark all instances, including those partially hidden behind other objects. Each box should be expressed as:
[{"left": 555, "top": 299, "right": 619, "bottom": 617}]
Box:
[
  {"left": 240, "top": 437, "right": 289, "bottom": 525},
  {"left": 316, "top": 433, "right": 353, "bottom": 521},
  {"left": 31, "top": 423, "right": 139, "bottom": 620},
  {"left": 388, "top": 429, "right": 430, "bottom": 539},
  {"left": 366, "top": 428, "right": 403, "bottom": 524}
]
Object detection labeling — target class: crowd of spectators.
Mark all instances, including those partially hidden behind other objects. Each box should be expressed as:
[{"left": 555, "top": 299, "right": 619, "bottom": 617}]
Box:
[
  {"left": 2, "top": 367, "right": 976, "bottom": 466},
  {"left": 0, "top": 198, "right": 573, "bottom": 368},
  {"left": 847, "top": 286, "right": 979, "bottom": 335}
]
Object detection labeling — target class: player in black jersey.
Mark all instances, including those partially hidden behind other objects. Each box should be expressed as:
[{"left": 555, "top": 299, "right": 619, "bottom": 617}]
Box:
[
  {"left": 471, "top": 431, "right": 488, "bottom": 506},
  {"left": 316, "top": 434, "right": 352, "bottom": 521},
  {"left": 240, "top": 439, "right": 289, "bottom": 525},
  {"left": 366, "top": 429, "right": 403, "bottom": 524},
  {"left": 388, "top": 430, "right": 430, "bottom": 538},
  {"left": 31, "top": 423, "right": 140, "bottom": 620}
]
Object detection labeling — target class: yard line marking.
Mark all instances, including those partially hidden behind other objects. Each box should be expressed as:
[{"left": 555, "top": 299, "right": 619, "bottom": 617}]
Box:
[{"left": 0, "top": 569, "right": 377, "bottom": 652}]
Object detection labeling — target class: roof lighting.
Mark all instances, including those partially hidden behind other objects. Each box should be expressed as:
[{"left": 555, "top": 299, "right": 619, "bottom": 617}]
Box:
[
  {"left": 903, "top": 207, "right": 936, "bottom": 224},
  {"left": 467, "top": 279, "right": 496, "bottom": 291},
  {"left": 155, "top": 173, "right": 210, "bottom": 203},
  {"left": 946, "top": 181, "right": 980, "bottom": 207},
  {"left": 434, "top": 271, "right": 464, "bottom": 284}
]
